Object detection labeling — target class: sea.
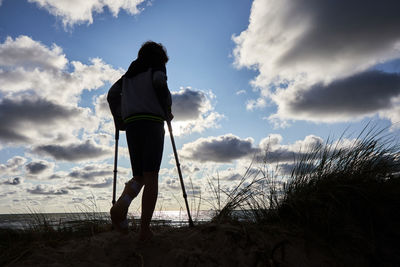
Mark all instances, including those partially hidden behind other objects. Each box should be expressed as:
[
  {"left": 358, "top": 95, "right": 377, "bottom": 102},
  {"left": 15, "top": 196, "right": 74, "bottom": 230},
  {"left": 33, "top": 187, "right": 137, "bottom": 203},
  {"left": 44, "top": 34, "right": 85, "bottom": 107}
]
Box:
[{"left": 0, "top": 210, "right": 215, "bottom": 230}]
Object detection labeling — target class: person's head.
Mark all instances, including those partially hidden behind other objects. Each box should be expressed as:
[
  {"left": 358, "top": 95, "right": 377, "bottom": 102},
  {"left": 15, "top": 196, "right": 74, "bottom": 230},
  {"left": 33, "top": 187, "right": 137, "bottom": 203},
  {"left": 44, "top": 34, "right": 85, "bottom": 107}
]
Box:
[{"left": 137, "top": 41, "right": 169, "bottom": 67}]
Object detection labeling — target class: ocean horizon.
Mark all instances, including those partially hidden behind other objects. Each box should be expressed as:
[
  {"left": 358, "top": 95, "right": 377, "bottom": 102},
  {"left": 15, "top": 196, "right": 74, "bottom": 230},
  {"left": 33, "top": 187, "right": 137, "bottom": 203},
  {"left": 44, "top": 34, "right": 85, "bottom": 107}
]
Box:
[{"left": 0, "top": 210, "right": 215, "bottom": 230}]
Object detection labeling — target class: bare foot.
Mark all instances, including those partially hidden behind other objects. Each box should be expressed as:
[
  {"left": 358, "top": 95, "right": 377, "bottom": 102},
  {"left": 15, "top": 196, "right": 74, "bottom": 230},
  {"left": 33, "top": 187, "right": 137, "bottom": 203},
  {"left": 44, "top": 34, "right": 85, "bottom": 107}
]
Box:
[{"left": 110, "top": 200, "right": 128, "bottom": 233}]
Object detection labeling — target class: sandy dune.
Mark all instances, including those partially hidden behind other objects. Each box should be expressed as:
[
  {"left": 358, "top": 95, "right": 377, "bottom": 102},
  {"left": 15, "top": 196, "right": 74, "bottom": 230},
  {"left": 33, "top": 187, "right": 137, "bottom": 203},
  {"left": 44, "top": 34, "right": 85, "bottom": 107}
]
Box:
[{"left": 9, "top": 222, "right": 346, "bottom": 267}]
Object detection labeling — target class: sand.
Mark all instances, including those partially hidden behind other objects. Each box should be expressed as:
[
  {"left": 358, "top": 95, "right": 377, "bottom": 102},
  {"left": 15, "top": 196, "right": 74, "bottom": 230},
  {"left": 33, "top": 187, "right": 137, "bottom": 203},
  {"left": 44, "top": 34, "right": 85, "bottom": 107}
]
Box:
[{"left": 6, "top": 222, "right": 351, "bottom": 267}]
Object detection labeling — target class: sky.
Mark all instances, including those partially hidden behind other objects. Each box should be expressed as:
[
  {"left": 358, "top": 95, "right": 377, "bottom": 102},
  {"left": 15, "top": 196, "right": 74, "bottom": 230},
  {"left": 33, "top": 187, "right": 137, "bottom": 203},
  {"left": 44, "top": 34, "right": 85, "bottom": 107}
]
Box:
[{"left": 0, "top": 0, "right": 399, "bottom": 214}]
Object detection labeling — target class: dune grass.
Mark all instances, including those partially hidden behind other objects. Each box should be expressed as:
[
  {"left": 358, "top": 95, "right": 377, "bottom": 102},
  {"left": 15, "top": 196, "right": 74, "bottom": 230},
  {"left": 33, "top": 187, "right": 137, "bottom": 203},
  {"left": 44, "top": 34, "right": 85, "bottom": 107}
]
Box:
[{"left": 210, "top": 126, "right": 400, "bottom": 264}]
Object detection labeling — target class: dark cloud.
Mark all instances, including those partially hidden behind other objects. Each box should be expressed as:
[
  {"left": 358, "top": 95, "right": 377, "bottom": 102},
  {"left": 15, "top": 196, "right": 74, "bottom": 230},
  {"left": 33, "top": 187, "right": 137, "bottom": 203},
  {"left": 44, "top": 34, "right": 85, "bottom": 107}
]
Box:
[
  {"left": 180, "top": 135, "right": 257, "bottom": 163},
  {"left": 69, "top": 170, "right": 111, "bottom": 180},
  {"left": 164, "top": 178, "right": 179, "bottom": 191},
  {"left": 0, "top": 97, "right": 80, "bottom": 143},
  {"left": 27, "top": 185, "right": 69, "bottom": 195},
  {"left": 0, "top": 191, "right": 17, "bottom": 198},
  {"left": 287, "top": 71, "right": 400, "bottom": 117},
  {"left": 172, "top": 88, "right": 208, "bottom": 121},
  {"left": 2, "top": 177, "right": 21, "bottom": 185},
  {"left": 280, "top": 0, "right": 400, "bottom": 67},
  {"left": 66, "top": 186, "right": 82, "bottom": 190},
  {"left": 32, "top": 140, "right": 111, "bottom": 162},
  {"left": 80, "top": 178, "right": 112, "bottom": 188},
  {"left": 49, "top": 174, "right": 63, "bottom": 179},
  {"left": 234, "top": 0, "right": 400, "bottom": 125},
  {"left": 187, "top": 185, "right": 201, "bottom": 196},
  {"left": 25, "top": 161, "right": 49, "bottom": 175},
  {"left": 68, "top": 164, "right": 115, "bottom": 181}
]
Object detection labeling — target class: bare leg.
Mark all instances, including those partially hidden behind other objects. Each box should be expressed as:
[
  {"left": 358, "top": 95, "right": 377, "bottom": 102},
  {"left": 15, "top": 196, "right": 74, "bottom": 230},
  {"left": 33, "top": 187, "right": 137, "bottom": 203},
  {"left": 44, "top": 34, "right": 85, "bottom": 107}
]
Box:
[{"left": 139, "top": 171, "right": 159, "bottom": 240}]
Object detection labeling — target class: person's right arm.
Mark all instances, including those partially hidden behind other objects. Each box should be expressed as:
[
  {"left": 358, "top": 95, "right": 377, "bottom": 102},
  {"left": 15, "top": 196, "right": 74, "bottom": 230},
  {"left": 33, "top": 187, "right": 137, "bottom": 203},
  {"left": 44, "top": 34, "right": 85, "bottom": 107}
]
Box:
[{"left": 107, "top": 78, "right": 126, "bottom": 130}]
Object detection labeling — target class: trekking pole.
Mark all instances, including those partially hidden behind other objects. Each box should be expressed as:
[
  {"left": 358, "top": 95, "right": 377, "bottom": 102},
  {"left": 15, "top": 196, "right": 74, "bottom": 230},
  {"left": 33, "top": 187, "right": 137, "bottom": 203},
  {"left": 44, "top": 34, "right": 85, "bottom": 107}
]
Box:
[
  {"left": 112, "top": 128, "right": 119, "bottom": 205},
  {"left": 167, "top": 120, "right": 194, "bottom": 227}
]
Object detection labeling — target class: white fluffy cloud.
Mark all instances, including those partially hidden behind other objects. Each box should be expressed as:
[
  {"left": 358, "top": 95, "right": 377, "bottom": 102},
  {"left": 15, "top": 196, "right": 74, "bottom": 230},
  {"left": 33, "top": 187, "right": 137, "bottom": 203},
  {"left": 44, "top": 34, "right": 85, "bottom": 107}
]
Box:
[
  {"left": 0, "top": 156, "right": 27, "bottom": 176},
  {"left": 0, "top": 36, "right": 123, "bottom": 161},
  {"left": 233, "top": 0, "right": 400, "bottom": 126},
  {"left": 0, "top": 36, "right": 122, "bottom": 105},
  {"left": 28, "top": 0, "right": 146, "bottom": 27},
  {"left": 0, "top": 35, "right": 67, "bottom": 70}
]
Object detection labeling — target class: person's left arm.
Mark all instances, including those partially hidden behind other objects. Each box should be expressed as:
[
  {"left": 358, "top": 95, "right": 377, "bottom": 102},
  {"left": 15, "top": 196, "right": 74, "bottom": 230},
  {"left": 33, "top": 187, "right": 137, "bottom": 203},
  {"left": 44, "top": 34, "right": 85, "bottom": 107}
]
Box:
[{"left": 153, "top": 67, "right": 173, "bottom": 121}]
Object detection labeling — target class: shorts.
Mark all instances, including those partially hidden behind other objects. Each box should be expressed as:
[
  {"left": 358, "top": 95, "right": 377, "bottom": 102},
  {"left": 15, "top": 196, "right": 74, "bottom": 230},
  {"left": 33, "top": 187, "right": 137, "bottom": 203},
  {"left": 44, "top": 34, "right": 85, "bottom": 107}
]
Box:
[{"left": 125, "top": 120, "right": 165, "bottom": 176}]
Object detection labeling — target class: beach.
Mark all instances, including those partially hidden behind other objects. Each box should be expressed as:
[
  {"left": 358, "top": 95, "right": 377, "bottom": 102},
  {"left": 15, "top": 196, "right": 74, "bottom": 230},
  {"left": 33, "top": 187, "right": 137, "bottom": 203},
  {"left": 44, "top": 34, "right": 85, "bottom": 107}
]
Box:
[{"left": 4, "top": 221, "right": 346, "bottom": 267}]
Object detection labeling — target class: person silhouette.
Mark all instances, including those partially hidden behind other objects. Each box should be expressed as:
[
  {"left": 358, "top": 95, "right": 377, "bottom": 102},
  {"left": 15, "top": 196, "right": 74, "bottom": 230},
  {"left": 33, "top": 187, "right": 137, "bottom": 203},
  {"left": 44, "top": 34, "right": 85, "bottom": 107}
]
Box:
[{"left": 107, "top": 41, "right": 173, "bottom": 241}]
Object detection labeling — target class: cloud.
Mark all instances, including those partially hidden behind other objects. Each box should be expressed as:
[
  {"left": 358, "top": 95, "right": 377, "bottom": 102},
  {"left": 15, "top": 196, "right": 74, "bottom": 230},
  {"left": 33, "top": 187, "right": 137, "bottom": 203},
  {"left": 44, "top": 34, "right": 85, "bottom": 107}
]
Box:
[
  {"left": 0, "top": 35, "right": 123, "bottom": 147},
  {"left": 25, "top": 160, "right": 52, "bottom": 175},
  {"left": 32, "top": 140, "right": 112, "bottom": 162},
  {"left": 0, "top": 35, "right": 67, "bottom": 70},
  {"left": 234, "top": 0, "right": 400, "bottom": 87},
  {"left": 172, "top": 88, "right": 211, "bottom": 121},
  {"left": 28, "top": 0, "right": 146, "bottom": 27},
  {"left": 27, "top": 185, "right": 69, "bottom": 195},
  {"left": 0, "top": 156, "right": 27, "bottom": 175},
  {"left": 0, "top": 96, "right": 83, "bottom": 143},
  {"left": 79, "top": 178, "right": 113, "bottom": 188},
  {"left": 170, "top": 87, "right": 224, "bottom": 136},
  {"left": 179, "top": 134, "right": 257, "bottom": 163},
  {"left": 236, "top": 90, "right": 246, "bottom": 95},
  {"left": 270, "top": 70, "right": 400, "bottom": 123},
  {"left": 2, "top": 177, "right": 21, "bottom": 185},
  {"left": 64, "top": 164, "right": 130, "bottom": 190},
  {"left": 258, "top": 134, "right": 323, "bottom": 164},
  {"left": 94, "top": 93, "right": 110, "bottom": 119},
  {"left": 246, "top": 97, "right": 267, "bottom": 111},
  {"left": 178, "top": 133, "right": 324, "bottom": 165},
  {"left": 0, "top": 36, "right": 122, "bottom": 103},
  {"left": 233, "top": 0, "right": 400, "bottom": 126},
  {"left": 68, "top": 164, "right": 112, "bottom": 180}
]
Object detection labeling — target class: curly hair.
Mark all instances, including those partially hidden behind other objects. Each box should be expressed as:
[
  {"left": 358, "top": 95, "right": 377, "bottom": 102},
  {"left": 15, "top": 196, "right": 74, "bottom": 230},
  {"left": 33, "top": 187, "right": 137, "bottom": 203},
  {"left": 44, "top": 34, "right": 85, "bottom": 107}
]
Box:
[
  {"left": 138, "top": 41, "right": 169, "bottom": 65},
  {"left": 125, "top": 41, "right": 169, "bottom": 78}
]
